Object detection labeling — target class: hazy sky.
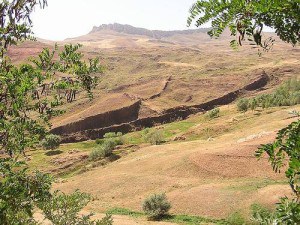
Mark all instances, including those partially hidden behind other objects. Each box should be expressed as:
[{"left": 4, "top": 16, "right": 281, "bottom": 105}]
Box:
[{"left": 31, "top": 0, "right": 202, "bottom": 41}]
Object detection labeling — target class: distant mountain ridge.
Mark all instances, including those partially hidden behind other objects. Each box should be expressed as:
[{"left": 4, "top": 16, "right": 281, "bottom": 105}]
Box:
[{"left": 90, "top": 23, "right": 210, "bottom": 39}]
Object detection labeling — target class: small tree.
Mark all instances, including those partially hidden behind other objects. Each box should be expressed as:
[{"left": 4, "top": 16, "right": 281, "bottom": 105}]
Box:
[
  {"left": 142, "top": 193, "right": 171, "bottom": 220},
  {"left": 207, "top": 108, "right": 220, "bottom": 119},
  {"left": 143, "top": 129, "right": 164, "bottom": 145},
  {"left": 41, "top": 134, "right": 61, "bottom": 150},
  {"left": 0, "top": 0, "right": 109, "bottom": 224},
  {"left": 237, "top": 98, "right": 249, "bottom": 113}
]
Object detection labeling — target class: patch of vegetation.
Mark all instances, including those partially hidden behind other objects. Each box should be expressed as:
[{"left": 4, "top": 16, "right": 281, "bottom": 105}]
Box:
[
  {"left": 237, "top": 98, "right": 249, "bottom": 113},
  {"left": 221, "top": 212, "right": 247, "bottom": 225},
  {"left": 96, "top": 132, "right": 124, "bottom": 146},
  {"left": 142, "top": 193, "right": 171, "bottom": 220},
  {"left": 106, "top": 208, "right": 144, "bottom": 218},
  {"left": 38, "top": 190, "right": 113, "bottom": 225},
  {"left": 90, "top": 132, "right": 125, "bottom": 161},
  {"left": 237, "top": 79, "right": 300, "bottom": 113},
  {"left": 207, "top": 108, "right": 220, "bottom": 119},
  {"left": 251, "top": 204, "right": 273, "bottom": 224},
  {"left": 106, "top": 207, "right": 221, "bottom": 225},
  {"left": 142, "top": 128, "right": 165, "bottom": 145},
  {"left": 41, "top": 134, "right": 61, "bottom": 151}
]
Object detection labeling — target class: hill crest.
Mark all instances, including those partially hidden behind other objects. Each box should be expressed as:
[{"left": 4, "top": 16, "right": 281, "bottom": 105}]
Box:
[{"left": 90, "top": 23, "right": 210, "bottom": 39}]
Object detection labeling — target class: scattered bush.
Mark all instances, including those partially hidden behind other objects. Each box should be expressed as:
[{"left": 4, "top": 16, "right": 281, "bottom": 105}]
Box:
[
  {"left": 95, "top": 138, "right": 104, "bottom": 145},
  {"left": 224, "top": 212, "right": 246, "bottom": 225},
  {"left": 237, "top": 98, "right": 249, "bottom": 113},
  {"left": 142, "top": 193, "right": 171, "bottom": 220},
  {"left": 41, "top": 134, "right": 61, "bottom": 150},
  {"left": 143, "top": 128, "right": 164, "bottom": 145},
  {"left": 89, "top": 141, "right": 114, "bottom": 161},
  {"left": 103, "top": 132, "right": 122, "bottom": 138},
  {"left": 104, "top": 132, "right": 124, "bottom": 145},
  {"left": 237, "top": 78, "right": 300, "bottom": 113},
  {"left": 90, "top": 133, "right": 125, "bottom": 161},
  {"left": 207, "top": 108, "right": 220, "bottom": 119}
]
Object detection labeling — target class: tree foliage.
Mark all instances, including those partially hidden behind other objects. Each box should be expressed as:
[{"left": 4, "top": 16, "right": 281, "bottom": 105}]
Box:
[
  {"left": 188, "top": 0, "right": 300, "bottom": 52},
  {"left": 0, "top": 0, "right": 111, "bottom": 224}
]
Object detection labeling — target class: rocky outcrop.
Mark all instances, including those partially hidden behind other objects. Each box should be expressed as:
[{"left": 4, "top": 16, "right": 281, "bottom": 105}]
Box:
[
  {"left": 51, "top": 100, "right": 141, "bottom": 135},
  {"left": 90, "top": 23, "right": 210, "bottom": 39},
  {"left": 54, "top": 72, "right": 269, "bottom": 143}
]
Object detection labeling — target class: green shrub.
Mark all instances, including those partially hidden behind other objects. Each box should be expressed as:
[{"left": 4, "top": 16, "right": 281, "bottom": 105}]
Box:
[
  {"left": 103, "top": 132, "right": 122, "bottom": 138},
  {"left": 142, "top": 193, "right": 171, "bottom": 220},
  {"left": 89, "top": 139, "right": 118, "bottom": 161},
  {"left": 104, "top": 132, "right": 124, "bottom": 145},
  {"left": 41, "top": 134, "right": 61, "bottom": 150},
  {"left": 143, "top": 129, "right": 164, "bottom": 145},
  {"left": 89, "top": 148, "right": 104, "bottom": 161},
  {"left": 224, "top": 212, "right": 246, "bottom": 225},
  {"left": 207, "top": 108, "right": 220, "bottom": 119},
  {"left": 237, "top": 98, "right": 249, "bottom": 113},
  {"left": 237, "top": 78, "right": 300, "bottom": 113},
  {"left": 251, "top": 204, "right": 274, "bottom": 224},
  {"left": 95, "top": 138, "right": 104, "bottom": 145}
]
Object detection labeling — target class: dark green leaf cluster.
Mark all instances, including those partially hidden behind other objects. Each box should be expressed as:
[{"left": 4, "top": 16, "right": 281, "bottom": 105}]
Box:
[
  {"left": 0, "top": 1, "right": 112, "bottom": 224},
  {"left": 0, "top": 159, "right": 113, "bottom": 225},
  {"left": 188, "top": 0, "right": 300, "bottom": 51},
  {"left": 0, "top": 0, "right": 47, "bottom": 58},
  {"left": 255, "top": 118, "right": 300, "bottom": 224},
  {"left": 38, "top": 190, "right": 113, "bottom": 225},
  {"left": 0, "top": 159, "right": 52, "bottom": 225},
  {"left": 256, "top": 119, "right": 300, "bottom": 198}
]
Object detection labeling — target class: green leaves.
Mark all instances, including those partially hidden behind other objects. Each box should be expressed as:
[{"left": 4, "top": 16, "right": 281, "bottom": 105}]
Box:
[
  {"left": 256, "top": 119, "right": 300, "bottom": 201},
  {"left": 0, "top": 158, "right": 52, "bottom": 225},
  {"left": 38, "top": 190, "right": 113, "bottom": 225},
  {"left": 187, "top": 0, "right": 300, "bottom": 51}
]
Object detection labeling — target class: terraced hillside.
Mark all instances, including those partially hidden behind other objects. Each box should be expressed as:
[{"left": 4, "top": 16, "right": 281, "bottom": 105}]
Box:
[
  {"left": 9, "top": 25, "right": 299, "bottom": 143},
  {"left": 10, "top": 24, "right": 299, "bottom": 224}
]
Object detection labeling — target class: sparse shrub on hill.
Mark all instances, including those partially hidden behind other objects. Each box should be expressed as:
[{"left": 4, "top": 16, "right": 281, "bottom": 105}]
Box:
[
  {"left": 207, "top": 108, "right": 220, "bottom": 119},
  {"left": 223, "top": 212, "right": 246, "bottom": 225},
  {"left": 95, "top": 138, "right": 105, "bottom": 145},
  {"left": 104, "top": 132, "right": 124, "bottom": 146},
  {"left": 89, "top": 141, "right": 114, "bottom": 161},
  {"left": 143, "top": 128, "right": 164, "bottom": 145},
  {"left": 104, "top": 132, "right": 122, "bottom": 138},
  {"left": 41, "top": 134, "right": 61, "bottom": 150},
  {"left": 237, "top": 98, "right": 249, "bottom": 113},
  {"left": 90, "top": 133, "right": 124, "bottom": 161},
  {"left": 142, "top": 193, "right": 171, "bottom": 220},
  {"left": 237, "top": 79, "right": 300, "bottom": 113}
]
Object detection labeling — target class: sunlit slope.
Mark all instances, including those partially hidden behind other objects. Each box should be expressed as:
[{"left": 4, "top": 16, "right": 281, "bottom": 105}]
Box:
[{"left": 54, "top": 104, "right": 299, "bottom": 218}]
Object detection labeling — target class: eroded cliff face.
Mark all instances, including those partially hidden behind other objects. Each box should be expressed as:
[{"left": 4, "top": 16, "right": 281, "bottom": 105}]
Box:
[
  {"left": 52, "top": 72, "right": 269, "bottom": 143},
  {"left": 51, "top": 100, "right": 141, "bottom": 135}
]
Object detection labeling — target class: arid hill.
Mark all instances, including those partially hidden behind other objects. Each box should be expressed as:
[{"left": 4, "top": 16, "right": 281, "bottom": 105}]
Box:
[
  {"left": 8, "top": 24, "right": 300, "bottom": 141},
  {"left": 17, "top": 24, "right": 299, "bottom": 224}
]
